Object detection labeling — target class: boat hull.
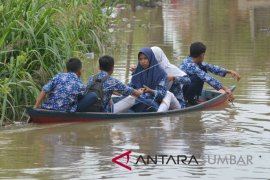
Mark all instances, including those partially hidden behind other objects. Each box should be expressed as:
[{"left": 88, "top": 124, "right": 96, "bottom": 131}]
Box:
[{"left": 26, "top": 86, "right": 236, "bottom": 123}]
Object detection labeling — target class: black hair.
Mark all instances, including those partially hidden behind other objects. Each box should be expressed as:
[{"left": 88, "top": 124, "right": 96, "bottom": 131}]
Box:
[
  {"left": 99, "top": 55, "right": 114, "bottom": 72},
  {"left": 66, "top": 58, "right": 82, "bottom": 72},
  {"left": 190, "top": 42, "right": 207, "bottom": 58}
]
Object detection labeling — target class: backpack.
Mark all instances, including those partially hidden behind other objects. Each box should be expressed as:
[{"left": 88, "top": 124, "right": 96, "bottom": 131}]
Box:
[{"left": 86, "top": 75, "right": 109, "bottom": 112}]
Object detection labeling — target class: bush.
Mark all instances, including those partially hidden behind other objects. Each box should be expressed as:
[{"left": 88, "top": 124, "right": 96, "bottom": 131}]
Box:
[{"left": 0, "top": 0, "right": 114, "bottom": 125}]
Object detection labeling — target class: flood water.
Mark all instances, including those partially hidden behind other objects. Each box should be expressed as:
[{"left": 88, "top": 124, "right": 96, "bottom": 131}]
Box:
[{"left": 1, "top": 0, "right": 270, "bottom": 179}]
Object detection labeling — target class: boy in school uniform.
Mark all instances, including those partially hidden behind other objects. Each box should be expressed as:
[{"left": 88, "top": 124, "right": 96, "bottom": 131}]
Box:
[
  {"left": 180, "top": 42, "right": 241, "bottom": 105},
  {"left": 87, "top": 55, "right": 143, "bottom": 113},
  {"left": 34, "top": 58, "right": 97, "bottom": 112}
]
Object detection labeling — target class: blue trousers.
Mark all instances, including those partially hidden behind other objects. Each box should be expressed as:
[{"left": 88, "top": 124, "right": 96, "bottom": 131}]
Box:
[
  {"left": 77, "top": 92, "right": 98, "bottom": 112},
  {"left": 183, "top": 75, "right": 204, "bottom": 102}
]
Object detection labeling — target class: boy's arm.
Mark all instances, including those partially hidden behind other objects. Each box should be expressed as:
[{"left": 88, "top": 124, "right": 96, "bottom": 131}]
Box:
[
  {"left": 33, "top": 74, "right": 58, "bottom": 108},
  {"left": 201, "top": 63, "right": 236, "bottom": 101},
  {"left": 190, "top": 65, "right": 235, "bottom": 101},
  {"left": 108, "top": 79, "right": 143, "bottom": 97},
  {"left": 186, "top": 63, "right": 223, "bottom": 90},
  {"left": 34, "top": 91, "right": 46, "bottom": 108},
  {"left": 203, "top": 62, "right": 227, "bottom": 77},
  {"left": 169, "top": 75, "right": 191, "bottom": 85},
  {"left": 78, "top": 84, "right": 86, "bottom": 100},
  {"left": 220, "top": 85, "right": 234, "bottom": 102},
  {"left": 103, "top": 78, "right": 131, "bottom": 95},
  {"left": 225, "top": 69, "right": 241, "bottom": 81},
  {"left": 204, "top": 62, "right": 241, "bottom": 81}
]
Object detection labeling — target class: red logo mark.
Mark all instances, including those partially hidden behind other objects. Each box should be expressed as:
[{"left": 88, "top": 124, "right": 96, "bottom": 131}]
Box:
[{"left": 112, "top": 150, "right": 132, "bottom": 170}]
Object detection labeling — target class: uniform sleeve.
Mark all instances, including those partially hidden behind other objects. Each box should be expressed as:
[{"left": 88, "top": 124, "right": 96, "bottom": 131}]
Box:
[
  {"left": 185, "top": 63, "right": 223, "bottom": 90},
  {"left": 78, "top": 82, "right": 86, "bottom": 96},
  {"left": 128, "top": 82, "right": 137, "bottom": 89},
  {"left": 174, "top": 75, "right": 191, "bottom": 85},
  {"left": 87, "top": 76, "right": 94, "bottom": 87},
  {"left": 152, "top": 77, "right": 167, "bottom": 102},
  {"left": 203, "top": 62, "right": 227, "bottom": 77},
  {"left": 107, "top": 79, "right": 134, "bottom": 96},
  {"left": 42, "top": 74, "right": 59, "bottom": 93}
]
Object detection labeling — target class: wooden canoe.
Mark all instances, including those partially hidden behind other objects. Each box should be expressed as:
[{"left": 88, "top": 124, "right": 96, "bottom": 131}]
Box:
[{"left": 26, "top": 86, "right": 236, "bottom": 123}]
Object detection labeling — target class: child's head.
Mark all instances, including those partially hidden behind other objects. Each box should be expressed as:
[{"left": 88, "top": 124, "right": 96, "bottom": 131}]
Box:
[
  {"left": 138, "top": 52, "right": 150, "bottom": 69},
  {"left": 99, "top": 55, "right": 114, "bottom": 75},
  {"left": 190, "top": 42, "right": 207, "bottom": 63},
  {"left": 66, "top": 58, "right": 82, "bottom": 77}
]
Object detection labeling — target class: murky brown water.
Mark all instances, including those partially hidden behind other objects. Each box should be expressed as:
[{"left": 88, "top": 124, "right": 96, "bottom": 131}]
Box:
[{"left": 1, "top": 0, "right": 270, "bottom": 179}]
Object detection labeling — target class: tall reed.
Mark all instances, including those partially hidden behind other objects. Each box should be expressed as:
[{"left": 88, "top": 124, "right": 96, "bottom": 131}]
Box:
[{"left": 0, "top": 0, "right": 115, "bottom": 125}]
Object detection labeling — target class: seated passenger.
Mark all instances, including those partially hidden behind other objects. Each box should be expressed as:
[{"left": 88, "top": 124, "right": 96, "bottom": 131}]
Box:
[
  {"left": 151, "top": 46, "right": 191, "bottom": 108},
  {"left": 129, "top": 47, "right": 180, "bottom": 112},
  {"left": 87, "top": 55, "right": 143, "bottom": 113},
  {"left": 34, "top": 58, "right": 98, "bottom": 112},
  {"left": 180, "top": 42, "right": 241, "bottom": 106}
]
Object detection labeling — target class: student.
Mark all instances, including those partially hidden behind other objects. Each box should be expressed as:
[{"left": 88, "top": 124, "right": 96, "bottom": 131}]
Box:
[
  {"left": 87, "top": 55, "right": 143, "bottom": 113},
  {"left": 34, "top": 58, "right": 98, "bottom": 112},
  {"left": 129, "top": 47, "right": 181, "bottom": 112},
  {"left": 180, "top": 42, "right": 241, "bottom": 105},
  {"left": 151, "top": 46, "right": 191, "bottom": 108}
]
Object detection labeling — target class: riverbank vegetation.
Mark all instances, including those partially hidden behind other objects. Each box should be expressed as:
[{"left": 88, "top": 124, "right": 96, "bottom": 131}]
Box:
[{"left": 0, "top": 0, "right": 115, "bottom": 125}]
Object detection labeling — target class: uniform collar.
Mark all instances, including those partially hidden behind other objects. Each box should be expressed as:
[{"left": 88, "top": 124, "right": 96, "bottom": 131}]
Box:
[
  {"left": 99, "top": 70, "right": 109, "bottom": 76},
  {"left": 67, "top": 72, "right": 79, "bottom": 78}
]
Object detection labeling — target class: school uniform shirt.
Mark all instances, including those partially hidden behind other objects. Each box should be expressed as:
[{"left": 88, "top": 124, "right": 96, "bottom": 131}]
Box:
[
  {"left": 179, "top": 56, "right": 227, "bottom": 90},
  {"left": 87, "top": 70, "right": 134, "bottom": 112},
  {"left": 42, "top": 72, "right": 86, "bottom": 112},
  {"left": 128, "top": 77, "right": 167, "bottom": 103},
  {"left": 169, "top": 75, "right": 191, "bottom": 108}
]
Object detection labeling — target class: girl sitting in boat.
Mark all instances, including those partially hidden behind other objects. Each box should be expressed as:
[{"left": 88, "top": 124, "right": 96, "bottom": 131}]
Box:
[
  {"left": 129, "top": 47, "right": 181, "bottom": 112},
  {"left": 151, "top": 46, "right": 191, "bottom": 108}
]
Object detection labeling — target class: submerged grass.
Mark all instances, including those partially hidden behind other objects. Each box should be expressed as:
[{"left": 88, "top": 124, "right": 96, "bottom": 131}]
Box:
[{"left": 0, "top": 0, "right": 115, "bottom": 125}]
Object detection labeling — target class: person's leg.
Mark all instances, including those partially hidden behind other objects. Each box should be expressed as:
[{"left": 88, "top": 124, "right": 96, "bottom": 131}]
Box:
[
  {"left": 158, "top": 92, "right": 171, "bottom": 112},
  {"left": 169, "top": 92, "right": 182, "bottom": 110},
  {"left": 157, "top": 101, "right": 169, "bottom": 112},
  {"left": 131, "top": 97, "right": 159, "bottom": 112},
  {"left": 113, "top": 96, "right": 136, "bottom": 113},
  {"left": 183, "top": 75, "right": 204, "bottom": 105},
  {"left": 158, "top": 91, "right": 181, "bottom": 112},
  {"left": 77, "top": 92, "right": 98, "bottom": 112}
]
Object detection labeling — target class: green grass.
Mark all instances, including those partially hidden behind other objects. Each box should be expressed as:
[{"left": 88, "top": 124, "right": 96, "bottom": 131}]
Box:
[{"left": 0, "top": 0, "right": 115, "bottom": 125}]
